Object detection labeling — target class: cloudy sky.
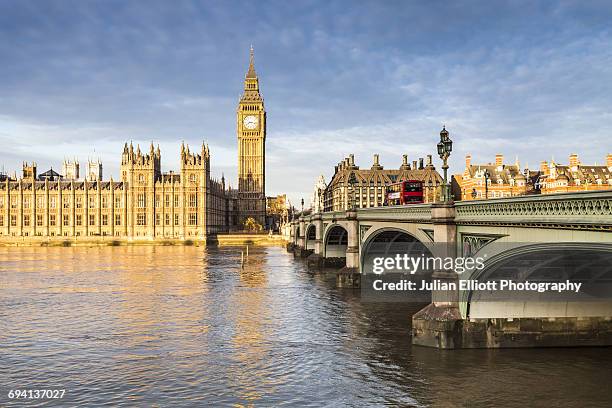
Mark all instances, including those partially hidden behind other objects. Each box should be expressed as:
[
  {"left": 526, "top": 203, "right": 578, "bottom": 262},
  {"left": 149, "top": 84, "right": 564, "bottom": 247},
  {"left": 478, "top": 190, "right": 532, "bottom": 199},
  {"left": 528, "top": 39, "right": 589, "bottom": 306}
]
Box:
[{"left": 1, "top": 0, "right": 611, "bottom": 205}]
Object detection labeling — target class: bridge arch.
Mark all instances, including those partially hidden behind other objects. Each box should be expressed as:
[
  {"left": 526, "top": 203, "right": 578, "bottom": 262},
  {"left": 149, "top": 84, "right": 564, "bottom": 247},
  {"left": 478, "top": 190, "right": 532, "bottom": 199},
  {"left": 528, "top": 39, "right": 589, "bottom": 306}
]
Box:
[
  {"left": 460, "top": 242, "right": 612, "bottom": 319},
  {"left": 323, "top": 223, "right": 349, "bottom": 261},
  {"left": 360, "top": 227, "right": 433, "bottom": 275},
  {"left": 305, "top": 224, "right": 317, "bottom": 250}
]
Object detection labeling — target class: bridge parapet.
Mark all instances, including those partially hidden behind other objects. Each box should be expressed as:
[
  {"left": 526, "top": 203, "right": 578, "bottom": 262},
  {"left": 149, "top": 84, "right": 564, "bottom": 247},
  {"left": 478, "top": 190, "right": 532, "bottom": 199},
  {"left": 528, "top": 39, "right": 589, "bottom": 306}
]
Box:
[
  {"left": 455, "top": 190, "right": 612, "bottom": 230},
  {"left": 355, "top": 204, "right": 433, "bottom": 222}
]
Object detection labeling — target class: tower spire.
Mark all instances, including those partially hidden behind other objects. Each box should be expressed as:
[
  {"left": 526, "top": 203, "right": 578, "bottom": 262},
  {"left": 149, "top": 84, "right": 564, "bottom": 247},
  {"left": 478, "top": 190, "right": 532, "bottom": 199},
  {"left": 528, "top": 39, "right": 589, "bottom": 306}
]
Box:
[{"left": 246, "top": 45, "right": 257, "bottom": 79}]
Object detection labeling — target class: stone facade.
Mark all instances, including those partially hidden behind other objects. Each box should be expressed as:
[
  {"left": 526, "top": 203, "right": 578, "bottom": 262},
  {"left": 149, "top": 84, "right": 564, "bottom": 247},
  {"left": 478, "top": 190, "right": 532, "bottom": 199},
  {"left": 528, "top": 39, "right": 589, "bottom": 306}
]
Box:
[
  {"left": 324, "top": 154, "right": 443, "bottom": 211},
  {"left": 453, "top": 154, "right": 534, "bottom": 200},
  {"left": 453, "top": 153, "right": 612, "bottom": 200},
  {"left": 538, "top": 153, "right": 612, "bottom": 194},
  {"left": 0, "top": 144, "right": 237, "bottom": 240}
]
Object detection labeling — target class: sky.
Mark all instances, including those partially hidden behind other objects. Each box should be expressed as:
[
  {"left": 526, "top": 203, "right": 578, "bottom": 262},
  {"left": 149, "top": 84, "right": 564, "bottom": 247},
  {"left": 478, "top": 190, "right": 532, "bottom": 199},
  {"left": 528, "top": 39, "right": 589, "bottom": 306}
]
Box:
[{"left": 1, "top": 0, "right": 611, "bottom": 206}]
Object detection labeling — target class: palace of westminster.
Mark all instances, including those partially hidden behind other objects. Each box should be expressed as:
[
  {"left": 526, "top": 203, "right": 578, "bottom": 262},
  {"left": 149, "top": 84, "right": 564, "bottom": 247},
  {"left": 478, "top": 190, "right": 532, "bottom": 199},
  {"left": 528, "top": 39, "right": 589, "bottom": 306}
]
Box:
[{"left": 0, "top": 48, "right": 267, "bottom": 241}]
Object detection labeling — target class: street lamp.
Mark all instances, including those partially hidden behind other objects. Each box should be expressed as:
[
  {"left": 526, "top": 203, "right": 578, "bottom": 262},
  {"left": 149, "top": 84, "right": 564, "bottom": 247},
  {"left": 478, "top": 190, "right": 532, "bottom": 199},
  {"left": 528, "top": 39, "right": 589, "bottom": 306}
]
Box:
[
  {"left": 301, "top": 197, "right": 304, "bottom": 213},
  {"left": 347, "top": 171, "right": 358, "bottom": 210},
  {"left": 471, "top": 188, "right": 477, "bottom": 199},
  {"left": 483, "top": 169, "right": 490, "bottom": 199},
  {"left": 437, "top": 126, "right": 453, "bottom": 202}
]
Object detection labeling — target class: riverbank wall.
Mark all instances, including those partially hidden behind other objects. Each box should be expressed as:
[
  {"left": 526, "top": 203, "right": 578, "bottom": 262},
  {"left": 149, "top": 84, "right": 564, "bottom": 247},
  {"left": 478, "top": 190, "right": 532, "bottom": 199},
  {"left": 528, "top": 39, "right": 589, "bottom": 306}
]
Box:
[{"left": 0, "top": 234, "right": 287, "bottom": 247}]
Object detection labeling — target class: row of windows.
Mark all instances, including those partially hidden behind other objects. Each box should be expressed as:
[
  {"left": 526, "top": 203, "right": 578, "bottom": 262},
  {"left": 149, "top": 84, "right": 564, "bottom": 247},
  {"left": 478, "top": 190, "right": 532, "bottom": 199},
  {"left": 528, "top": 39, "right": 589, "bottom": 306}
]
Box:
[
  {"left": 0, "top": 196, "right": 124, "bottom": 209},
  {"left": 0, "top": 212, "right": 200, "bottom": 228}
]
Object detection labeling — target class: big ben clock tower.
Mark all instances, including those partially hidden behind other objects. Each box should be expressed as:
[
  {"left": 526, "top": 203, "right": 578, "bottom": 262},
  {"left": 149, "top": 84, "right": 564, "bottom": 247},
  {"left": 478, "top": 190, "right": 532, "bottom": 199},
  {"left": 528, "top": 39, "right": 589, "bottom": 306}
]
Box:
[{"left": 237, "top": 46, "right": 266, "bottom": 226}]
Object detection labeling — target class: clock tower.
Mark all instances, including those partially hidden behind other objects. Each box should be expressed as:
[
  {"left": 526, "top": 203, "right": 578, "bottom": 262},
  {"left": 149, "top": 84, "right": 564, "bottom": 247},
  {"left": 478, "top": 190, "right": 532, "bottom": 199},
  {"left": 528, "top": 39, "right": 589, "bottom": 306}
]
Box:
[{"left": 237, "top": 46, "right": 266, "bottom": 226}]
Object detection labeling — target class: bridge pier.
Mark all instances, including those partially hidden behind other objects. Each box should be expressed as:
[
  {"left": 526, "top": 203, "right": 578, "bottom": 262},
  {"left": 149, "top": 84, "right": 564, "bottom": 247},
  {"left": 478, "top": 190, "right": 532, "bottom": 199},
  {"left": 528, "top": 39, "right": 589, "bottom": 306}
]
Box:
[
  {"left": 306, "top": 214, "right": 325, "bottom": 269},
  {"left": 412, "top": 202, "right": 464, "bottom": 348},
  {"left": 337, "top": 210, "right": 360, "bottom": 288}
]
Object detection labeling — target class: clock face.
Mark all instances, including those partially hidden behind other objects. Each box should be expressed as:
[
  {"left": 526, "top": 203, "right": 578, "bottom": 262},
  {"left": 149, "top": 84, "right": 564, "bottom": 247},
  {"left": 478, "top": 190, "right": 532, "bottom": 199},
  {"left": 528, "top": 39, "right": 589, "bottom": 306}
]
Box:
[{"left": 243, "top": 115, "right": 258, "bottom": 130}]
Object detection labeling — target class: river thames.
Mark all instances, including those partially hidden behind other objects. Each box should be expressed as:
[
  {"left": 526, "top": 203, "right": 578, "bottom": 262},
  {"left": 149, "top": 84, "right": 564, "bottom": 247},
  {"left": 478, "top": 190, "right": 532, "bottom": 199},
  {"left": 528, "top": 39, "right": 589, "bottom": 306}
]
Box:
[{"left": 1, "top": 245, "right": 611, "bottom": 407}]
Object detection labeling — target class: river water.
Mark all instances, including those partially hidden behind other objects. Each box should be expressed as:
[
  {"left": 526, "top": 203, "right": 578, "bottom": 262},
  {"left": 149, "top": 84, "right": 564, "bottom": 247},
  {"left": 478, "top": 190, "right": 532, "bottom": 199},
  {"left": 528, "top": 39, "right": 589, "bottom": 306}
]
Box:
[{"left": 1, "top": 245, "right": 611, "bottom": 407}]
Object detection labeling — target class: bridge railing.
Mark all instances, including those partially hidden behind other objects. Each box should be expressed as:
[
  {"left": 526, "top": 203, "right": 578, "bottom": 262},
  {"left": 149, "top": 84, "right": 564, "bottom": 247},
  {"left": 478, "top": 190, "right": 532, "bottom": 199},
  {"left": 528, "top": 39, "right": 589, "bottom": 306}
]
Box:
[
  {"left": 455, "top": 190, "right": 612, "bottom": 228},
  {"left": 356, "top": 204, "right": 433, "bottom": 221}
]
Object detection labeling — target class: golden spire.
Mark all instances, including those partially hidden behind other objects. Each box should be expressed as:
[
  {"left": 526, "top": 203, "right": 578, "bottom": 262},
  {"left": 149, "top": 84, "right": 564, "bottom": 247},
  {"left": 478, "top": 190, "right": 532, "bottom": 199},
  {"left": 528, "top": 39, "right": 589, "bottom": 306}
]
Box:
[{"left": 246, "top": 45, "right": 257, "bottom": 79}]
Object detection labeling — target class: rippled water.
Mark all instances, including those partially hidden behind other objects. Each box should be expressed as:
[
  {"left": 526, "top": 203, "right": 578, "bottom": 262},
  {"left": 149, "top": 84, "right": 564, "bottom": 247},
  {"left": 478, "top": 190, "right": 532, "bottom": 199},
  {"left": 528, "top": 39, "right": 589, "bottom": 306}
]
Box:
[{"left": 1, "top": 245, "right": 611, "bottom": 407}]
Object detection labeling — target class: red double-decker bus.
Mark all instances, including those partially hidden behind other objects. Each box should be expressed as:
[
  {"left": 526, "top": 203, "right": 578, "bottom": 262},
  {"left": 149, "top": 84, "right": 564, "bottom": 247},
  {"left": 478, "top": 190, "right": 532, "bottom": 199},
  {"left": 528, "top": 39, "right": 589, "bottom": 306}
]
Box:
[{"left": 385, "top": 180, "right": 424, "bottom": 205}]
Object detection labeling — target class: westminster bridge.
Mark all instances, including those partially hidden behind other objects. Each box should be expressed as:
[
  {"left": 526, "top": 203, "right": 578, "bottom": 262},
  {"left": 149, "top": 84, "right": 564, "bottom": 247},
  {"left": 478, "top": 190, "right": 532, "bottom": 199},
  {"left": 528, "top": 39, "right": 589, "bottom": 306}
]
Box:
[{"left": 286, "top": 190, "right": 612, "bottom": 349}]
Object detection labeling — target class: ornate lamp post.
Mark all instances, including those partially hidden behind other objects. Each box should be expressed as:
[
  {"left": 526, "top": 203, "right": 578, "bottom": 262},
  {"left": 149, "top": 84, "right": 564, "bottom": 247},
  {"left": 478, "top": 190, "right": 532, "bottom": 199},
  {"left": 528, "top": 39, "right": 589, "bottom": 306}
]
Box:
[
  {"left": 347, "top": 171, "right": 358, "bottom": 210},
  {"left": 437, "top": 126, "right": 453, "bottom": 202},
  {"left": 301, "top": 197, "right": 304, "bottom": 213},
  {"left": 484, "top": 169, "right": 491, "bottom": 199}
]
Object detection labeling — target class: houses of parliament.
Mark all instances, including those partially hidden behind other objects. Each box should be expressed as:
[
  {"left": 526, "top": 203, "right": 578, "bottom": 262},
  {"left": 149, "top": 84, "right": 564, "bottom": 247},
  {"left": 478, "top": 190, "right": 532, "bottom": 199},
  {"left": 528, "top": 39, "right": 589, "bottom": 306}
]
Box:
[{"left": 0, "top": 47, "right": 267, "bottom": 241}]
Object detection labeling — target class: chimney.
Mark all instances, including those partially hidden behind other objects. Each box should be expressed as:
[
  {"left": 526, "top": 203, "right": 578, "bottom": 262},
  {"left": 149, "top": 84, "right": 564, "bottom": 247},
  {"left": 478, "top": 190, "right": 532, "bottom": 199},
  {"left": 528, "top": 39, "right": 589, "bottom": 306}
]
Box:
[
  {"left": 418, "top": 158, "right": 424, "bottom": 169},
  {"left": 412, "top": 160, "right": 418, "bottom": 169},
  {"left": 400, "top": 154, "right": 411, "bottom": 170},
  {"left": 349, "top": 154, "right": 355, "bottom": 166},
  {"left": 465, "top": 154, "right": 472, "bottom": 168},
  {"left": 426, "top": 154, "right": 433, "bottom": 168},
  {"left": 569, "top": 153, "right": 579, "bottom": 170},
  {"left": 495, "top": 154, "right": 503, "bottom": 167},
  {"left": 372, "top": 154, "right": 382, "bottom": 170},
  {"left": 540, "top": 160, "right": 548, "bottom": 176},
  {"left": 607, "top": 153, "right": 612, "bottom": 169}
]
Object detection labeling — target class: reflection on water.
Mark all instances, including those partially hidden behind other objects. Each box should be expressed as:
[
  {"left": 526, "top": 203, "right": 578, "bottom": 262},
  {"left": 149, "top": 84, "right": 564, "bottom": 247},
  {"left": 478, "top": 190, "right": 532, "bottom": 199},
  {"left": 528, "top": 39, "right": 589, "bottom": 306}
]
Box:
[{"left": 1, "top": 246, "right": 611, "bottom": 407}]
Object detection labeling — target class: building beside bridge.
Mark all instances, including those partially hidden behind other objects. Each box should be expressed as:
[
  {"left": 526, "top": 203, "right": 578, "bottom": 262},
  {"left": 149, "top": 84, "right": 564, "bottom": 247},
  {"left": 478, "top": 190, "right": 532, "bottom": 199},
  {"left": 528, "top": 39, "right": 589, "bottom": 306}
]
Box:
[
  {"left": 454, "top": 153, "right": 612, "bottom": 200},
  {"left": 323, "top": 153, "right": 443, "bottom": 211},
  {"left": 538, "top": 153, "right": 612, "bottom": 194},
  {"left": 0, "top": 47, "right": 273, "bottom": 241}
]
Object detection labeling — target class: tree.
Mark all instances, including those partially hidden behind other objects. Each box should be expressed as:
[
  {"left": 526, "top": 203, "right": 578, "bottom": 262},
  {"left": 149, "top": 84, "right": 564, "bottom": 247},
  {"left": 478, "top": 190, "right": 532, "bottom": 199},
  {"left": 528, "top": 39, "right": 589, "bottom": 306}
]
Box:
[{"left": 243, "top": 217, "right": 263, "bottom": 232}]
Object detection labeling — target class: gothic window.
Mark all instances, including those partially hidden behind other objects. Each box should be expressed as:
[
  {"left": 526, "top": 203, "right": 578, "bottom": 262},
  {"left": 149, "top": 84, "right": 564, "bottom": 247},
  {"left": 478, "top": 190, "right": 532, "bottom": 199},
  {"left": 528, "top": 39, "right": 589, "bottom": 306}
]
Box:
[
  {"left": 139, "top": 174, "right": 145, "bottom": 183},
  {"left": 50, "top": 197, "right": 56, "bottom": 209},
  {"left": 189, "top": 174, "right": 196, "bottom": 183},
  {"left": 76, "top": 215, "right": 82, "bottom": 226},
  {"left": 11, "top": 215, "right": 17, "bottom": 227},
  {"left": 188, "top": 213, "right": 197, "bottom": 226},
  {"left": 115, "top": 214, "right": 121, "bottom": 226},
  {"left": 37, "top": 197, "right": 44, "bottom": 208},
  {"left": 63, "top": 215, "right": 69, "bottom": 226},
  {"left": 165, "top": 194, "right": 170, "bottom": 207},
  {"left": 101, "top": 196, "right": 107, "bottom": 208},
  {"left": 49, "top": 215, "right": 56, "bottom": 226},
  {"left": 174, "top": 195, "right": 180, "bottom": 207},
  {"left": 189, "top": 194, "right": 197, "bottom": 207},
  {"left": 137, "top": 213, "right": 146, "bottom": 226},
  {"left": 174, "top": 214, "right": 179, "bottom": 226},
  {"left": 89, "top": 196, "right": 95, "bottom": 209},
  {"left": 37, "top": 214, "right": 43, "bottom": 226},
  {"left": 102, "top": 214, "right": 108, "bottom": 226},
  {"left": 155, "top": 213, "right": 160, "bottom": 226},
  {"left": 165, "top": 213, "right": 170, "bottom": 226},
  {"left": 115, "top": 196, "right": 122, "bottom": 208},
  {"left": 137, "top": 194, "right": 146, "bottom": 208},
  {"left": 89, "top": 214, "right": 95, "bottom": 226},
  {"left": 23, "top": 197, "right": 30, "bottom": 209},
  {"left": 75, "top": 197, "right": 82, "bottom": 209}
]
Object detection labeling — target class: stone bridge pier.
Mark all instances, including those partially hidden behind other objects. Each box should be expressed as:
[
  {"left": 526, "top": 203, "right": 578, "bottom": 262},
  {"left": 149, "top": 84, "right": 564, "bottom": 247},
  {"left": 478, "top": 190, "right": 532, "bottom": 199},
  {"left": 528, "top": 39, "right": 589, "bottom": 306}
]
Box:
[{"left": 288, "top": 191, "right": 612, "bottom": 349}]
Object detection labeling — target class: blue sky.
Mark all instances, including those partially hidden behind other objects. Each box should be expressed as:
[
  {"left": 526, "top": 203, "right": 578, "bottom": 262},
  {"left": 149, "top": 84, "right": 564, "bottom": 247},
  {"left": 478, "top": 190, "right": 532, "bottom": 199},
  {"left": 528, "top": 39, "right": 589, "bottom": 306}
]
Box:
[{"left": 1, "top": 0, "right": 611, "bottom": 205}]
